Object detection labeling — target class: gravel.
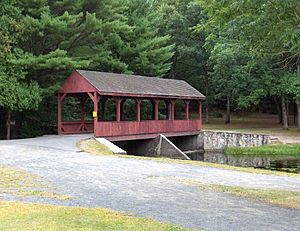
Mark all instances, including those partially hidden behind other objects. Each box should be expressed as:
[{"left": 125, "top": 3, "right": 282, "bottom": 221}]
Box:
[{"left": 0, "top": 134, "right": 299, "bottom": 231}]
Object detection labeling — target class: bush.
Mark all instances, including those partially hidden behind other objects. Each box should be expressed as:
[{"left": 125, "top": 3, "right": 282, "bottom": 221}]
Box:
[{"left": 211, "top": 111, "right": 223, "bottom": 118}]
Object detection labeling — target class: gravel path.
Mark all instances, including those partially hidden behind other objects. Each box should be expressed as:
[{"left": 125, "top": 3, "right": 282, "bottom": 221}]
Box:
[{"left": 0, "top": 135, "right": 300, "bottom": 231}]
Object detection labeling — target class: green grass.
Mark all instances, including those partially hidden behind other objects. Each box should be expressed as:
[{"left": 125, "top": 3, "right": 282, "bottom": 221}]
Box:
[
  {"left": 0, "top": 201, "right": 187, "bottom": 231},
  {"left": 78, "top": 139, "right": 300, "bottom": 178},
  {"left": 0, "top": 165, "right": 190, "bottom": 230},
  {"left": 225, "top": 144, "right": 300, "bottom": 156},
  {"left": 205, "top": 184, "right": 300, "bottom": 210},
  {"left": 202, "top": 115, "right": 300, "bottom": 142},
  {"left": 77, "top": 138, "right": 113, "bottom": 155},
  {"left": 177, "top": 179, "right": 300, "bottom": 210},
  {"left": 0, "top": 164, "right": 72, "bottom": 200}
]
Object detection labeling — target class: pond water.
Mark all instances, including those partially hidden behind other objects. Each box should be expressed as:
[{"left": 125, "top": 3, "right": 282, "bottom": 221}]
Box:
[{"left": 203, "top": 151, "right": 300, "bottom": 174}]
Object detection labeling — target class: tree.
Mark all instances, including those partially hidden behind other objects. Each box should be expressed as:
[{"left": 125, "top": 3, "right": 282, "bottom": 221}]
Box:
[
  {"left": 0, "top": 0, "right": 175, "bottom": 138},
  {"left": 119, "top": 0, "right": 174, "bottom": 76},
  {"left": 285, "top": 72, "right": 300, "bottom": 130},
  {"left": 208, "top": 41, "right": 250, "bottom": 123},
  {"left": 199, "top": 0, "right": 300, "bottom": 128},
  {"left": 155, "top": 0, "right": 209, "bottom": 119},
  {"left": 0, "top": 0, "right": 41, "bottom": 139}
]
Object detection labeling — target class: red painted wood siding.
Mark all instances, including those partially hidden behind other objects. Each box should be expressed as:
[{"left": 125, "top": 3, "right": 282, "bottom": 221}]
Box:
[
  {"left": 95, "top": 119, "right": 201, "bottom": 137},
  {"left": 61, "top": 121, "right": 94, "bottom": 134},
  {"left": 58, "top": 72, "right": 96, "bottom": 93}
]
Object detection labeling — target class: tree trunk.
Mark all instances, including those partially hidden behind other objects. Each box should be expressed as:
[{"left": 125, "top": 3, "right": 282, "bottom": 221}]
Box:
[
  {"left": 170, "top": 54, "right": 177, "bottom": 79},
  {"left": 286, "top": 101, "right": 289, "bottom": 126},
  {"left": 296, "top": 99, "right": 300, "bottom": 131},
  {"left": 274, "top": 97, "right": 282, "bottom": 124},
  {"left": 205, "top": 74, "right": 209, "bottom": 123},
  {"left": 281, "top": 94, "right": 288, "bottom": 129},
  {"left": 297, "top": 64, "right": 300, "bottom": 130},
  {"left": 6, "top": 110, "right": 11, "bottom": 140},
  {"left": 294, "top": 101, "right": 296, "bottom": 124},
  {"left": 225, "top": 95, "right": 230, "bottom": 124}
]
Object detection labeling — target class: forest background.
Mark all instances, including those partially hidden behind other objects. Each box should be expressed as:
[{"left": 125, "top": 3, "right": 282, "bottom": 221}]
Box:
[{"left": 0, "top": 0, "right": 299, "bottom": 139}]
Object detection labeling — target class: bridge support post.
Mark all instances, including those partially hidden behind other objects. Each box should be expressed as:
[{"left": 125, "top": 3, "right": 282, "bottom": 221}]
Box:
[
  {"left": 153, "top": 99, "right": 159, "bottom": 120},
  {"left": 171, "top": 99, "right": 175, "bottom": 120},
  {"left": 184, "top": 100, "right": 190, "bottom": 120},
  {"left": 115, "top": 98, "right": 122, "bottom": 122},
  {"left": 88, "top": 92, "right": 100, "bottom": 135},
  {"left": 198, "top": 100, "right": 202, "bottom": 129},
  {"left": 135, "top": 99, "right": 141, "bottom": 121},
  {"left": 94, "top": 92, "right": 100, "bottom": 134}
]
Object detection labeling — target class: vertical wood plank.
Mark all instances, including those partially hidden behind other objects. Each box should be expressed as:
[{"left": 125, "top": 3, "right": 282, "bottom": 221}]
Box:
[
  {"left": 136, "top": 99, "right": 141, "bottom": 122},
  {"left": 171, "top": 99, "right": 175, "bottom": 120}
]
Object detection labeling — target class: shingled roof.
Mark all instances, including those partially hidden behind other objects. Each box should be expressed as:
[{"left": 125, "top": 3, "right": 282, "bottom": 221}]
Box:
[{"left": 76, "top": 70, "right": 205, "bottom": 99}]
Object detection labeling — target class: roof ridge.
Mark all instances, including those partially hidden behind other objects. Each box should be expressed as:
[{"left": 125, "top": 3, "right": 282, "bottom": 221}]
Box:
[
  {"left": 76, "top": 70, "right": 186, "bottom": 83},
  {"left": 75, "top": 70, "right": 205, "bottom": 99}
]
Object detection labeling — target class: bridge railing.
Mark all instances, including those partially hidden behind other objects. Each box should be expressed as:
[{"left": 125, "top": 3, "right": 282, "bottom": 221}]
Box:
[
  {"left": 95, "top": 119, "right": 201, "bottom": 138},
  {"left": 61, "top": 121, "right": 94, "bottom": 134}
]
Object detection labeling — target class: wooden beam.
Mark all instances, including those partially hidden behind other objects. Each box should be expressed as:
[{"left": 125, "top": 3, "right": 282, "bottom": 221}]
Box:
[
  {"left": 184, "top": 100, "right": 190, "bottom": 120},
  {"left": 135, "top": 99, "right": 141, "bottom": 122},
  {"left": 115, "top": 97, "right": 122, "bottom": 122},
  {"left": 171, "top": 99, "right": 175, "bottom": 120},
  {"left": 153, "top": 99, "right": 159, "bottom": 120},
  {"left": 87, "top": 92, "right": 95, "bottom": 102},
  {"left": 93, "top": 92, "right": 99, "bottom": 134},
  {"left": 59, "top": 93, "right": 67, "bottom": 103},
  {"left": 198, "top": 100, "right": 202, "bottom": 120}
]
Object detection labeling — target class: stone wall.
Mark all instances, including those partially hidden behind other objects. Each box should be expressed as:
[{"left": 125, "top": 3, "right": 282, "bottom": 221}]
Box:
[{"left": 203, "top": 130, "right": 271, "bottom": 151}]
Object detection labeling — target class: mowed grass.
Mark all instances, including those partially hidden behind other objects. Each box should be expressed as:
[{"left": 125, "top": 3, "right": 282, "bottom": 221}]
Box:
[
  {"left": 0, "top": 165, "right": 188, "bottom": 230},
  {"left": 225, "top": 144, "right": 300, "bottom": 156},
  {"left": 204, "top": 184, "right": 300, "bottom": 210},
  {"left": 0, "top": 164, "right": 72, "bottom": 200},
  {"left": 177, "top": 179, "right": 300, "bottom": 210},
  {"left": 202, "top": 114, "right": 300, "bottom": 142},
  {"left": 77, "top": 138, "right": 113, "bottom": 155},
  {"left": 0, "top": 201, "right": 186, "bottom": 231},
  {"left": 79, "top": 139, "right": 300, "bottom": 178}
]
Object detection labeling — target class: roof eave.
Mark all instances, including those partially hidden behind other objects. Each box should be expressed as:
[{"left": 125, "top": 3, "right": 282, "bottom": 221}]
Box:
[
  {"left": 76, "top": 70, "right": 206, "bottom": 100},
  {"left": 93, "top": 91, "right": 205, "bottom": 100}
]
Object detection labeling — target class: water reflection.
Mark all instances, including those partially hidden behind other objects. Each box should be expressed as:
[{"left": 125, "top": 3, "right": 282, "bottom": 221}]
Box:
[{"left": 203, "top": 151, "right": 300, "bottom": 173}]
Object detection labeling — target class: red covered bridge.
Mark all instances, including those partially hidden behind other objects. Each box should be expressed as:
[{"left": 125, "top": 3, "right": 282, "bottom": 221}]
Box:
[{"left": 57, "top": 70, "right": 205, "bottom": 141}]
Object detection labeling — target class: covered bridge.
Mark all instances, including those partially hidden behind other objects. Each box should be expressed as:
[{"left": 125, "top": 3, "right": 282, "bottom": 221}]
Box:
[{"left": 57, "top": 70, "right": 205, "bottom": 141}]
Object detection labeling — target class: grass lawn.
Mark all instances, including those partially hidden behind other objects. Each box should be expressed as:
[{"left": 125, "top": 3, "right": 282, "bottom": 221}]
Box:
[
  {"left": 202, "top": 114, "right": 300, "bottom": 143},
  {"left": 0, "top": 165, "right": 187, "bottom": 230},
  {"left": 203, "top": 184, "right": 300, "bottom": 210},
  {"left": 177, "top": 179, "right": 300, "bottom": 210},
  {"left": 225, "top": 144, "right": 300, "bottom": 157},
  {"left": 78, "top": 139, "right": 300, "bottom": 178},
  {"left": 0, "top": 164, "right": 72, "bottom": 200},
  {"left": 0, "top": 201, "right": 186, "bottom": 231},
  {"left": 77, "top": 138, "right": 113, "bottom": 155}
]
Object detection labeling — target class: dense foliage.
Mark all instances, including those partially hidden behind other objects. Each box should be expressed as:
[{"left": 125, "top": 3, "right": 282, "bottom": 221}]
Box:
[
  {"left": 0, "top": 0, "right": 299, "bottom": 139},
  {"left": 199, "top": 0, "right": 300, "bottom": 127}
]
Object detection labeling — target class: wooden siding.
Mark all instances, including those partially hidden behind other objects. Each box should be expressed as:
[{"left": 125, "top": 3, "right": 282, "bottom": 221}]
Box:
[
  {"left": 61, "top": 121, "right": 94, "bottom": 134},
  {"left": 95, "top": 119, "right": 201, "bottom": 137},
  {"left": 58, "top": 72, "right": 96, "bottom": 93}
]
